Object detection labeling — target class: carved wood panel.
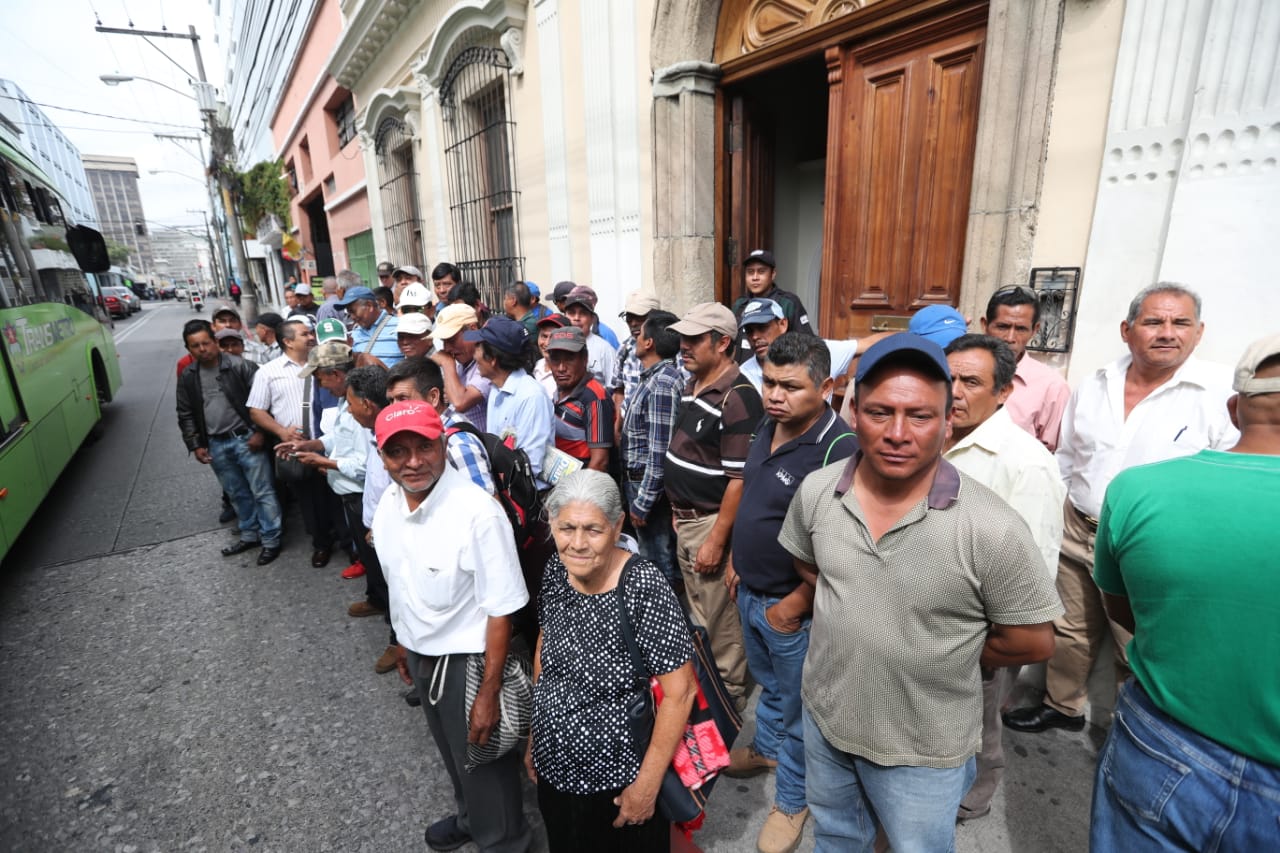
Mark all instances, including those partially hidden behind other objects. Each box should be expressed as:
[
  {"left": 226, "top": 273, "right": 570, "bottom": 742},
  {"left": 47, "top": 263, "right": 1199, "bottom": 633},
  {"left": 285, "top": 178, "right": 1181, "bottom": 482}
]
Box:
[{"left": 715, "top": 0, "right": 878, "bottom": 63}]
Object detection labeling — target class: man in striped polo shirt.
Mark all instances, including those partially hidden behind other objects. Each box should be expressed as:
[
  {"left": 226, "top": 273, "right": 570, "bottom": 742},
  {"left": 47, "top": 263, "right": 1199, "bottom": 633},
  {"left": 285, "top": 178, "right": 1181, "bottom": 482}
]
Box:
[
  {"left": 546, "top": 326, "right": 614, "bottom": 471},
  {"left": 665, "top": 302, "right": 765, "bottom": 711}
]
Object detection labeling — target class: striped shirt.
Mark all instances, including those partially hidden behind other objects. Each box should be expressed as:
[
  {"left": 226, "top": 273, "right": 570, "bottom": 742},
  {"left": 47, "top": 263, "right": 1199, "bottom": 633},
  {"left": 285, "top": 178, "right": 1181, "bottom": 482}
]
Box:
[
  {"left": 663, "top": 364, "right": 764, "bottom": 514},
  {"left": 553, "top": 376, "right": 614, "bottom": 462},
  {"left": 444, "top": 412, "right": 496, "bottom": 495},
  {"left": 246, "top": 353, "right": 310, "bottom": 429},
  {"left": 449, "top": 358, "right": 492, "bottom": 433},
  {"left": 620, "top": 359, "right": 683, "bottom": 520}
]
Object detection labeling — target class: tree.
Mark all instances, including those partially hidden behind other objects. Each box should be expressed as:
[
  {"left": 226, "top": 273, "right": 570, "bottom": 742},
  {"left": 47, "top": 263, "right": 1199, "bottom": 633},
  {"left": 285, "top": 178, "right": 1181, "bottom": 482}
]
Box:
[
  {"left": 234, "top": 159, "right": 291, "bottom": 237},
  {"left": 104, "top": 239, "right": 132, "bottom": 266}
]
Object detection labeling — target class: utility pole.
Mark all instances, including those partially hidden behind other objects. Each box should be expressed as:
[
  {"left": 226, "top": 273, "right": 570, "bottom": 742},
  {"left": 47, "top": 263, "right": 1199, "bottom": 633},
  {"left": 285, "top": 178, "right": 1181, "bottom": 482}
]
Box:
[{"left": 96, "top": 22, "right": 259, "bottom": 320}]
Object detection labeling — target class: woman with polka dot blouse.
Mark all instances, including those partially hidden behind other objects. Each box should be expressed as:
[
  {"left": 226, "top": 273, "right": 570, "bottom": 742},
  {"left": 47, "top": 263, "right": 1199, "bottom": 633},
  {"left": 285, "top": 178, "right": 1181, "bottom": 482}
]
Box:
[{"left": 527, "top": 470, "right": 696, "bottom": 851}]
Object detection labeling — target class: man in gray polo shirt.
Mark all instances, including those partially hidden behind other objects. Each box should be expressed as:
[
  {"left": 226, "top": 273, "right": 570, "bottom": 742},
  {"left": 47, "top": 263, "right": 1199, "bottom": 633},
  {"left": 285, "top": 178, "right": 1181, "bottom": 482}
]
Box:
[{"left": 779, "top": 334, "right": 1062, "bottom": 852}]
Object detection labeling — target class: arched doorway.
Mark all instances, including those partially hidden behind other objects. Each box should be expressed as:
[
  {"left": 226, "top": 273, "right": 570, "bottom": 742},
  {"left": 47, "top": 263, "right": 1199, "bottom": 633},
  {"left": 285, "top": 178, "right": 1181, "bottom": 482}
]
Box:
[{"left": 714, "top": 0, "right": 988, "bottom": 340}]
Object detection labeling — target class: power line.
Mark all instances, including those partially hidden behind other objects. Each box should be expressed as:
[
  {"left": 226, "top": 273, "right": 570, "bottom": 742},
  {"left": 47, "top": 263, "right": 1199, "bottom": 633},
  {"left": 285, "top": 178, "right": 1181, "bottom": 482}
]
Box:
[{"left": 0, "top": 93, "right": 201, "bottom": 129}]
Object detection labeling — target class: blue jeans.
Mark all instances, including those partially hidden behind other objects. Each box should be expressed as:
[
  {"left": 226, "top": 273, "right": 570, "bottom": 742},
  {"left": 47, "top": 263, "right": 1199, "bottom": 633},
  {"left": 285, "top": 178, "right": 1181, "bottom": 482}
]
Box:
[
  {"left": 804, "top": 708, "right": 975, "bottom": 853},
  {"left": 738, "top": 584, "right": 810, "bottom": 813},
  {"left": 208, "top": 433, "right": 282, "bottom": 548},
  {"left": 622, "top": 480, "right": 679, "bottom": 586},
  {"left": 1091, "top": 679, "right": 1280, "bottom": 851}
]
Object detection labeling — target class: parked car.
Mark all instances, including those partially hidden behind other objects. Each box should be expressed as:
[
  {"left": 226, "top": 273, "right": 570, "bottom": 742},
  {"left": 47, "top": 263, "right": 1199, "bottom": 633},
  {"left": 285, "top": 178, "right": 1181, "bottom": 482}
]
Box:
[
  {"left": 102, "top": 292, "right": 129, "bottom": 318},
  {"left": 104, "top": 286, "right": 141, "bottom": 313},
  {"left": 156, "top": 285, "right": 176, "bottom": 300},
  {"left": 175, "top": 286, "right": 188, "bottom": 300},
  {"left": 143, "top": 286, "right": 157, "bottom": 300}
]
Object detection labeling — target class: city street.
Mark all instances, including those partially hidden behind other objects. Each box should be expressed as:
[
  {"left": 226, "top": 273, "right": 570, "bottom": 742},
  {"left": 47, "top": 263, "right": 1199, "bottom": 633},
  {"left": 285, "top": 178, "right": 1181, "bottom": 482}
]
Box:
[{"left": 0, "top": 304, "right": 1097, "bottom": 852}]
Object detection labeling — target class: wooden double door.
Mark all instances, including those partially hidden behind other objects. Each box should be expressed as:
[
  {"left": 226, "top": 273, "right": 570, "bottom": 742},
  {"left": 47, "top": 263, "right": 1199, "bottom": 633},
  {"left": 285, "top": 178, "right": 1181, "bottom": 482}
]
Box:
[{"left": 720, "top": 3, "right": 987, "bottom": 341}]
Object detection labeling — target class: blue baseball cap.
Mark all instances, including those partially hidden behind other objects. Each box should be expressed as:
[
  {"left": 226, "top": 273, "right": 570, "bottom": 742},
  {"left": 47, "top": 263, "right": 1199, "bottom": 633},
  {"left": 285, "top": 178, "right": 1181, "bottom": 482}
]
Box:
[
  {"left": 462, "top": 315, "right": 528, "bottom": 354},
  {"left": 526, "top": 281, "right": 540, "bottom": 298},
  {"left": 334, "top": 285, "right": 376, "bottom": 308},
  {"left": 854, "top": 333, "right": 951, "bottom": 385},
  {"left": 738, "top": 298, "right": 786, "bottom": 328},
  {"left": 907, "top": 305, "right": 967, "bottom": 347}
]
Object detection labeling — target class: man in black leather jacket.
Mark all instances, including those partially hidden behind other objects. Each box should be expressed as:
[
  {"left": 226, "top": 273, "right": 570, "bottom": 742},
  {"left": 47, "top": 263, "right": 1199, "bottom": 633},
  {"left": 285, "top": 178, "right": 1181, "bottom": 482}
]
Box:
[{"left": 177, "top": 319, "right": 283, "bottom": 565}]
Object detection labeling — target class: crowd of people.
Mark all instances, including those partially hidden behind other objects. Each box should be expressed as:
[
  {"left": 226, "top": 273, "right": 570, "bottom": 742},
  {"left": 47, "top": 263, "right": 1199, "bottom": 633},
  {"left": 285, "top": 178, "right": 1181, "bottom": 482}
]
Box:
[{"left": 175, "top": 254, "right": 1279, "bottom": 853}]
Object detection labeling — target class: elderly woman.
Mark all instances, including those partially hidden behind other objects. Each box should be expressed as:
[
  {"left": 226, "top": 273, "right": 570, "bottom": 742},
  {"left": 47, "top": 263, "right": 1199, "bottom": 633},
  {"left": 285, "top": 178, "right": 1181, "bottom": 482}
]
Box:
[{"left": 528, "top": 470, "right": 697, "bottom": 851}]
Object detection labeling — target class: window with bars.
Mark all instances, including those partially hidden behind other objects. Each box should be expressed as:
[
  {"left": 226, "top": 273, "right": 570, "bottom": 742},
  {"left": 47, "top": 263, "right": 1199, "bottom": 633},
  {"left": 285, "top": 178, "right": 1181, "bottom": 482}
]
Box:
[
  {"left": 374, "top": 116, "right": 425, "bottom": 268},
  {"left": 333, "top": 97, "right": 357, "bottom": 149},
  {"left": 439, "top": 38, "right": 522, "bottom": 307}
]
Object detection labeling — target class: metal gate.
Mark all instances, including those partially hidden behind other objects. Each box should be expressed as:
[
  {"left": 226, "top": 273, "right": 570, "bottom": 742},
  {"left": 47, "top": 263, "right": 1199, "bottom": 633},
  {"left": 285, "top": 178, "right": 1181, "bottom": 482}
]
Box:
[
  {"left": 374, "top": 117, "right": 425, "bottom": 269},
  {"left": 439, "top": 41, "right": 522, "bottom": 307}
]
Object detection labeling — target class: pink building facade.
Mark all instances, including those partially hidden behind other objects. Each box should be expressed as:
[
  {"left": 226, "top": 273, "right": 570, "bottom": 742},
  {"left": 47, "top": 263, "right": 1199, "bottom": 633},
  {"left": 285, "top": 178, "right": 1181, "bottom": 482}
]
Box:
[{"left": 269, "top": 0, "right": 375, "bottom": 293}]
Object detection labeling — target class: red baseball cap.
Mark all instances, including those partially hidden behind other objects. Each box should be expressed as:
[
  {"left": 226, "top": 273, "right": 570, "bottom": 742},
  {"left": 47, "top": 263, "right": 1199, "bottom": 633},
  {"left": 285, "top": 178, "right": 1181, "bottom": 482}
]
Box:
[{"left": 375, "top": 401, "right": 444, "bottom": 449}]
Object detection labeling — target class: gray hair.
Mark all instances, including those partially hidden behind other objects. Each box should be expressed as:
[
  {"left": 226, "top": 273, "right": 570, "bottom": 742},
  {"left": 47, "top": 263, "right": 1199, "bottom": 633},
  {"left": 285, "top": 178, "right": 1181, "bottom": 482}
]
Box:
[
  {"left": 543, "top": 469, "right": 624, "bottom": 526},
  {"left": 1126, "top": 282, "right": 1202, "bottom": 325},
  {"left": 321, "top": 276, "right": 339, "bottom": 296},
  {"left": 336, "top": 269, "right": 362, "bottom": 292}
]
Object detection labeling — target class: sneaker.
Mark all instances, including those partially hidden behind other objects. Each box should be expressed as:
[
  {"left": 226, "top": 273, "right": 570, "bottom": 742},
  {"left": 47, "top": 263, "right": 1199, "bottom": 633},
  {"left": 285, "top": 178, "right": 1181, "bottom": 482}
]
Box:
[
  {"left": 724, "top": 745, "right": 778, "bottom": 778},
  {"left": 424, "top": 814, "right": 471, "bottom": 851},
  {"left": 341, "top": 561, "right": 366, "bottom": 579},
  {"left": 375, "top": 645, "right": 398, "bottom": 674},
  {"left": 347, "top": 600, "right": 384, "bottom": 618},
  {"left": 757, "top": 805, "right": 808, "bottom": 853}
]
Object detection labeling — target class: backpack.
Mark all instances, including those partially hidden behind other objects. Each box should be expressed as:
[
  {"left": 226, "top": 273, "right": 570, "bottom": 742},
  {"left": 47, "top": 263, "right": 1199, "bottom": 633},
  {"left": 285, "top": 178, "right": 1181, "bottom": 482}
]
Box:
[{"left": 445, "top": 420, "right": 543, "bottom": 548}]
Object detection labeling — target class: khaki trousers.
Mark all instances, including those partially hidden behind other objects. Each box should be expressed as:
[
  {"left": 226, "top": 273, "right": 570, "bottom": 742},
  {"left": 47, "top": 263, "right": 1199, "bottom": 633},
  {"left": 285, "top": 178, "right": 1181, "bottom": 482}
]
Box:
[
  {"left": 1044, "top": 500, "right": 1132, "bottom": 716},
  {"left": 675, "top": 512, "right": 748, "bottom": 709}
]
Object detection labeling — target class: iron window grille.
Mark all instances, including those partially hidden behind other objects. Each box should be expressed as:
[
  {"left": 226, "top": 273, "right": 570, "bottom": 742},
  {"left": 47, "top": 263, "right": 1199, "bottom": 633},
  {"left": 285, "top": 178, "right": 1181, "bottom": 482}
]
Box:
[
  {"left": 334, "top": 97, "right": 357, "bottom": 149},
  {"left": 374, "top": 116, "right": 426, "bottom": 269},
  {"left": 439, "top": 39, "right": 523, "bottom": 308},
  {"left": 1026, "top": 267, "right": 1082, "bottom": 354}
]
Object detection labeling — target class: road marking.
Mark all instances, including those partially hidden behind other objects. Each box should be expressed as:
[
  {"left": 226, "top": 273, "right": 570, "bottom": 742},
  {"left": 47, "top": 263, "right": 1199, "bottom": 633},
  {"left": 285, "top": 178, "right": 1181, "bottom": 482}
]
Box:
[{"left": 112, "top": 305, "right": 172, "bottom": 345}]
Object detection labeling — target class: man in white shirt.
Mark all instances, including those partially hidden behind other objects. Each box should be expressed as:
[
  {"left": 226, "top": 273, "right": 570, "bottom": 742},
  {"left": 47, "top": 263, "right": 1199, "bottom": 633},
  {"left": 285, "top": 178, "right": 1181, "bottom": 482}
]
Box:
[
  {"left": 372, "top": 401, "right": 531, "bottom": 853},
  {"left": 737, "top": 298, "right": 884, "bottom": 395},
  {"left": 1005, "top": 283, "right": 1239, "bottom": 734},
  {"left": 942, "top": 334, "right": 1065, "bottom": 820}
]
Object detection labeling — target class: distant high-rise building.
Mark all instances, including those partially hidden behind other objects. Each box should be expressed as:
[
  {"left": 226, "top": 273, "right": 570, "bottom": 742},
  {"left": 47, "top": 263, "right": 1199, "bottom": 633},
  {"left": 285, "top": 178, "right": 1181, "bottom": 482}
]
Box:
[
  {"left": 150, "top": 230, "right": 212, "bottom": 288},
  {"left": 0, "top": 79, "right": 99, "bottom": 228},
  {"left": 82, "top": 155, "right": 154, "bottom": 279}
]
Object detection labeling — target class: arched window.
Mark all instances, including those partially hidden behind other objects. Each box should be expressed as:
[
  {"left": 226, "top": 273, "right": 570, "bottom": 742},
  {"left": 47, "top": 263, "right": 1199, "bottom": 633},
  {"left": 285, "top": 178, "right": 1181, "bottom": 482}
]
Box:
[{"left": 374, "top": 116, "right": 425, "bottom": 268}]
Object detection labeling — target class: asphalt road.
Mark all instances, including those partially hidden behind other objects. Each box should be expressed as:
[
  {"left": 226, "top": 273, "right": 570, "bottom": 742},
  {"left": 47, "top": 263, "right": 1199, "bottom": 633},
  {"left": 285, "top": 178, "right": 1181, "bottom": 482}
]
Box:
[{"left": 0, "top": 303, "right": 1098, "bottom": 851}]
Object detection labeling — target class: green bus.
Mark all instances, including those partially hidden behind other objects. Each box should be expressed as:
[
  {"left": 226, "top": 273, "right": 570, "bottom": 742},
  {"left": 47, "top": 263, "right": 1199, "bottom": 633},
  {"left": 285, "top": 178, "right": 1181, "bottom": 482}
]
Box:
[{"left": 1, "top": 133, "right": 123, "bottom": 562}]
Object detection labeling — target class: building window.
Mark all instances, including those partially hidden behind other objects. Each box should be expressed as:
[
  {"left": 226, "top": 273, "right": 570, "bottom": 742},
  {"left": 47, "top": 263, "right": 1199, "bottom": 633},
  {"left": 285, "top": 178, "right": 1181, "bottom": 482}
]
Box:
[
  {"left": 439, "top": 37, "right": 522, "bottom": 306},
  {"left": 333, "top": 97, "right": 357, "bottom": 149},
  {"left": 374, "top": 116, "right": 425, "bottom": 268}
]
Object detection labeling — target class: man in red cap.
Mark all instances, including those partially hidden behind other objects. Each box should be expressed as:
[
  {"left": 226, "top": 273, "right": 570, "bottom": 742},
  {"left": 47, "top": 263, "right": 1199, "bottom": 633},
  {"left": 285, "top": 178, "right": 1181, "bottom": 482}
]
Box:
[{"left": 371, "top": 401, "right": 531, "bottom": 852}]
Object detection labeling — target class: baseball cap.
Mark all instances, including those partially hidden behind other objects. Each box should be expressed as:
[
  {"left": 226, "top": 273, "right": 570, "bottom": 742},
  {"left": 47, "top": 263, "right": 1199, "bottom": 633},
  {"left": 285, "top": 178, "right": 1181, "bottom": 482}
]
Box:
[
  {"left": 397, "top": 312, "right": 433, "bottom": 337},
  {"left": 212, "top": 304, "right": 240, "bottom": 321},
  {"left": 315, "top": 317, "right": 348, "bottom": 344},
  {"left": 433, "top": 304, "right": 480, "bottom": 340},
  {"left": 738, "top": 298, "right": 785, "bottom": 328},
  {"left": 743, "top": 249, "right": 776, "bottom": 268},
  {"left": 462, "top": 316, "right": 529, "bottom": 354},
  {"left": 670, "top": 302, "right": 738, "bottom": 339},
  {"left": 377, "top": 261, "right": 395, "bottom": 277},
  {"left": 536, "top": 312, "right": 570, "bottom": 329},
  {"left": 526, "top": 282, "right": 541, "bottom": 298},
  {"left": 620, "top": 291, "right": 661, "bottom": 318},
  {"left": 214, "top": 327, "right": 244, "bottom": 342},
  {"left": 334, "top": 285, "right": 376, "bottom": 308},
  {"left": 398, "top": 282, "right": 434, "bottom": 308},
  {"left": 294, "top": 283, "right": 312, "bottom": 295},
  {"left": 299, "top": 341, "right": 354, "bottom": 378},
  {"left": 545, "top": 326, "right": 587, "bottom": 353},
  {"left": 1234, "top": 333, "right": 1280, "bottom": 395},
  {"left": 563, "top": 285, "right": 598, "bottom": 313},
  {"left": 252, "top": 311, "right": 283, "bottom": 329},
  {"left": 552, "top": 281, "right": 577, "bottom": 302},
  {"left": 854, "top": 333, "right": 951, "bottom": 385},
  {"left": 376, "top": 400, "right": 444, "bottom": 449},
  {"left": 392, "top": 264, "right": 423, "bottom": 279},
  {"left": 908, "top": 305, "right": 967, "bottom": 347}
]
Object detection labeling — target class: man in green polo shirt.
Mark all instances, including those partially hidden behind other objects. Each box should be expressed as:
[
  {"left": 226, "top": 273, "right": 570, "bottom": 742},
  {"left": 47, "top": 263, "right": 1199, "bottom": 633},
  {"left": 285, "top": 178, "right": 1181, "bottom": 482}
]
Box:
[
  {"left": 779, "top": 333, "right": 1062, "bottom": 852},
  {"left": 1089, "top": 334, "right": 1280, "bottom": 851}
]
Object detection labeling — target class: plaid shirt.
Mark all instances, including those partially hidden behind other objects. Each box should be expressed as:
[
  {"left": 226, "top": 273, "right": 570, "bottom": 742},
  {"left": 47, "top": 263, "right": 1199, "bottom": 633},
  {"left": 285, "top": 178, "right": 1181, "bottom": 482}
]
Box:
[
  {"left": 619, "top": 358, "right": 683, "bottom": 520},
  {"left": 444, "top": 413, "right": 496, "bottom": 495},
  {"left": 614, "top": 337, "right": 642, "bottom": 411}
]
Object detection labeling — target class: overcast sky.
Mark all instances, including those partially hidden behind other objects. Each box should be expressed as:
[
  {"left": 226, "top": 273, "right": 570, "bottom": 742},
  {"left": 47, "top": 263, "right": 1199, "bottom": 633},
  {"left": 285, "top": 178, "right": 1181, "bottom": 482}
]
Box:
[{"left": 0, "top": 0, "right": 228, "bottom": 235}]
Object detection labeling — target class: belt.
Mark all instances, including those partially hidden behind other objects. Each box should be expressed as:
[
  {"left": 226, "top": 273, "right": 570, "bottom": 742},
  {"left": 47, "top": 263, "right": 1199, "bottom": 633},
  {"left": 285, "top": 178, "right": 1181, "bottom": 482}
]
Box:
[
  {"left": 210, "top": 426, "right": 254, "bottom": 440},
  {"left": 671, "top": 506, "right": 711, "bottom": 521},
  {"left": 1068, "top": 501, "right": 1099, "bottom": 530}
]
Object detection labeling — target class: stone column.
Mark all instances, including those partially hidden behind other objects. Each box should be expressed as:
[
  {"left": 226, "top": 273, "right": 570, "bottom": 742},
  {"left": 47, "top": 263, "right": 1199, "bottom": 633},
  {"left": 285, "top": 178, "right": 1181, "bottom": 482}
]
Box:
[{"left": 651, "top": 60, "right": 721, "bottom": 314}]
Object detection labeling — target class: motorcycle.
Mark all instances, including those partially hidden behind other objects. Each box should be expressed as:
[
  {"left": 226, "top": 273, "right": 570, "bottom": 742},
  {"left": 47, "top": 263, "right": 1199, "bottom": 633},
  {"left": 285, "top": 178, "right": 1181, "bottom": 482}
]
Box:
[{"left": 191, "top": 293, "right": 204, "bottom": 313}]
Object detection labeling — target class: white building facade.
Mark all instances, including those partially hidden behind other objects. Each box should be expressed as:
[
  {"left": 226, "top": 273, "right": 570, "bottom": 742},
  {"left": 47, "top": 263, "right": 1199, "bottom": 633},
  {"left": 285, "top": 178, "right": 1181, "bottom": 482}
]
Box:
[{"left": 0, "top": 80, "right": 99, "bottom": 228}]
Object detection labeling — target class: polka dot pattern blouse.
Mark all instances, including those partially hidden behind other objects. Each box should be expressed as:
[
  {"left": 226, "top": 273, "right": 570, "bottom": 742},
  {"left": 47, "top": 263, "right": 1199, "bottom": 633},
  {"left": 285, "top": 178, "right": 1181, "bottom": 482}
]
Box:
[{"left": 532, "top": 552, "right": 694, "bottom": 795}]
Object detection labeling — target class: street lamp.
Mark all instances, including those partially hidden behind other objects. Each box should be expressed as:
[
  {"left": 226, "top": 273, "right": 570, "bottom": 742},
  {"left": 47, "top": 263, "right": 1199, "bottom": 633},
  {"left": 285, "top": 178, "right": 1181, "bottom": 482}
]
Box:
[
  {"left": 148, "top": 168, "right": 204, "bottom": 184},
  {"left": 99, "top": 73, "right": 217, "bottom": 113}
]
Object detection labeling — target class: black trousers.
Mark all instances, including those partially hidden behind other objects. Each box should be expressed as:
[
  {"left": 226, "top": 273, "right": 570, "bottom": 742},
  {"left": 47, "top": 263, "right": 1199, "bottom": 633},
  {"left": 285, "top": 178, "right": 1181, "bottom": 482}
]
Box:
[
  {"left": 288, "top": 469, "right": 341, "bottom": 551},
  {"left": 340, "top": 492, "right": 395, "bottom": 645},
  {"left": 537, "top": 778, "right": 669, "bottom": 852}
]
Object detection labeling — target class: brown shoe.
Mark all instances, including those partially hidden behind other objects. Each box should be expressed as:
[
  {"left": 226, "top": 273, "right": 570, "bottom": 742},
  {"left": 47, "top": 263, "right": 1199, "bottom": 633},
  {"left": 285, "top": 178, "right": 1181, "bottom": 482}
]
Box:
[
  {"left": 374, "top": 645, "right": 398, "bottom": 674},
  {"left": 757, "top": 805, "right": 808, "bottom": 853},
  {"left": 347, "top": 600, "right": 384, "bottom": 618},
  {"left": 724, "top": 745, "right": 778, "bottom": 778}
]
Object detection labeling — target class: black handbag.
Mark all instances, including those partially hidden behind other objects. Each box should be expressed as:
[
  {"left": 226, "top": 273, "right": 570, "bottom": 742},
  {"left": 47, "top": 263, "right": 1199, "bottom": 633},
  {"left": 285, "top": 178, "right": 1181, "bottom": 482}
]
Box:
[{"left": 615, "top": 556, "right": 742, "bottom": 824}]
